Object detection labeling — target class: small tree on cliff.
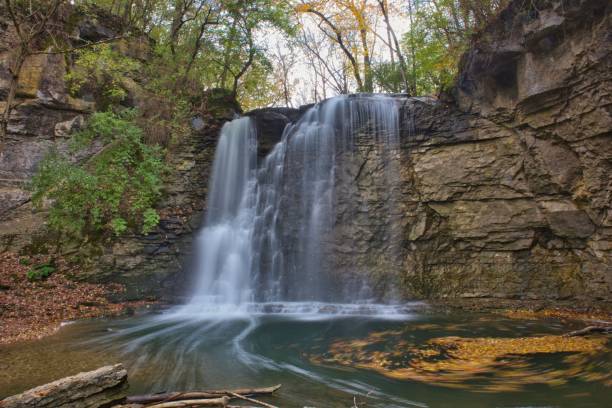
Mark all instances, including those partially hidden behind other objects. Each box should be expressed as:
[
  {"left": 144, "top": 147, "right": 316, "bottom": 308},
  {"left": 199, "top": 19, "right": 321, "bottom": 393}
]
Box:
[
  {"left": 0, "top": 0, "right": 64, "bottom": 152},
  {"left": 0, "top": 0, "right": 126, "bottom": 152}
]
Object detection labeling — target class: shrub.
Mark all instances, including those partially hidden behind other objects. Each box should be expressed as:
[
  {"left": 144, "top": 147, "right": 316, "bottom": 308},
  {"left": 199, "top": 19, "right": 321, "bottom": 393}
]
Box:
[
  {"left": 27, "top": 262, "right": 56, "bottom": 282},
  {"left": 65, "top": 44, "right": 140, "bottom": 108},
  {"left": 31, "top": 109, "right": 166, "bottom": 242}
]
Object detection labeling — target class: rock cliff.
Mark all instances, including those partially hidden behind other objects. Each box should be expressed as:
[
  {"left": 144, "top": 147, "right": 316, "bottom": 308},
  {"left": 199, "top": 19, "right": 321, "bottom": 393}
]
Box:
[
  {"left": 326, "top": 0, "right": 611, "bottom": 302},
  {"left": 0, "top": 7, "right": 237, "bottom": 300},
  {"left": 0, "top": 0, "right": 609, "bottom": 305},
  {"left": 245, "top": 0, "right": 610, "bottom": 304}
]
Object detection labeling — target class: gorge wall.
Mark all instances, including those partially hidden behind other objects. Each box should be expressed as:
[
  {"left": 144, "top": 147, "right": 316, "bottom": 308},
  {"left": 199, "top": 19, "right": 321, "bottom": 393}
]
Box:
[
  {"left": 252, "top": 0, "right": 611, "bottom": 303},
  {"left": 0, "top": 0, "right": 609, "bottom": 304},
  {"left": 0, "top": 6, "right": 239, "bottom": 300},
  {"left": 352, "top": 0, "right": 611, "bottom": 302}
]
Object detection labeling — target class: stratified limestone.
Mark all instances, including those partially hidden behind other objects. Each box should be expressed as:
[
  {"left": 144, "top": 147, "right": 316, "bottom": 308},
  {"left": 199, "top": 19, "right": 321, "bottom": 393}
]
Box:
[
  {"left": 0, "top": 0, "right": 609, "bottom": 305},
  {"left": 322, "top": 0, "right": 612, "bottom": 302}
]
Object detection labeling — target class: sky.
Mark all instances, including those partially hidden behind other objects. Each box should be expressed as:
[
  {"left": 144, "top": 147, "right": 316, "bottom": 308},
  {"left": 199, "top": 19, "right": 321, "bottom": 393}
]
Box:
[{"left": 257, "top": 2, "right": 411, "bottom": 107}]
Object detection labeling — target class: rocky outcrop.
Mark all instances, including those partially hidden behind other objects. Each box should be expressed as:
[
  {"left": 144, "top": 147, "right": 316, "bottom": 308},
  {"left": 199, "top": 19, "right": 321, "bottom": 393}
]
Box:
[
  {"left": 0, "top": 6, "right": 146, "bottom": 249},
  {"left": 245, "top": 107, "right": 303, "bottom": 157},
  {"left": 0, "top": 7, "right": 237, "bottom": 300},
  {"left": 323, "top": 0, "right": 611, "bottom": 302}
]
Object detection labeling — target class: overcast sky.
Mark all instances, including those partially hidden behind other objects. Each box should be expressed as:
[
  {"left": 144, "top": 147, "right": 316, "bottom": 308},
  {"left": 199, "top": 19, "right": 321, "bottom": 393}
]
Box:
[{"left": 258, "top": 3, "right": 410, "bottom": 107}]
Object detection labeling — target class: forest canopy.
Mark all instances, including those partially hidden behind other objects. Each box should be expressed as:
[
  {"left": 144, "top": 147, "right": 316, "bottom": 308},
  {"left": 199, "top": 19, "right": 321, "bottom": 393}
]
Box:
[{"left": 2, "top": 0, "right": 510, "bottom": 111}]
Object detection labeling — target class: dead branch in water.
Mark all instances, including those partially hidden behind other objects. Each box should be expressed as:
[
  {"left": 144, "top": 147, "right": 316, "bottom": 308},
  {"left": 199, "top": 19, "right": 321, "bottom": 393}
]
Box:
[
  {"left": 228, "top": 392, "right": 278, "bottom": 408},
  {"left": 145, "top": 396, "right": 229, "bottom": 407},
  {"left": 125, "top": 384, "right": 281, "bottom": 405},
  {"left": 564, "top": 326, "right": 612, "bottom": 337}
]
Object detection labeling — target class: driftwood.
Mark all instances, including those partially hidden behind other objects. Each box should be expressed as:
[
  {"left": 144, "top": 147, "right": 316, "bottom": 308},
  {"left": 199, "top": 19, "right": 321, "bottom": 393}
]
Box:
[
  {"left": 126, "top": 385, "right": 281, "bottom": 405},
  {"left": 564, "top": 325, "right": 612, "bottom": 337},
  {"left": 146, "top": 397, "right": 229, "bottom": 407},
  {"left": 229, "top": 392, "right": 278, "bottom": 408},
  {"left": 0, "top": 364, "right": 128, "bottom": 408},
  {"left": 0, "top": 363, "right": 281, "bottom": 408}
]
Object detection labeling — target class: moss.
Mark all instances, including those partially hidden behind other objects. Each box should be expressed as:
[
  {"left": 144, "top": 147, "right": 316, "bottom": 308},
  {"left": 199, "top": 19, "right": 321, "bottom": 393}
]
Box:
[{"left": 196, "top": 88, "right": 242, "bottom": 118}]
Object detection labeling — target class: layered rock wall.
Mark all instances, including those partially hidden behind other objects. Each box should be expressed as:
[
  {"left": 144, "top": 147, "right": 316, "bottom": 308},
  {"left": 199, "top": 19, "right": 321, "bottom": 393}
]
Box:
[
  {"left": 0, "top": 7, "right": 236, "bottom": 300},
  {"left": 326, "top": 0, "right": 611, "bottom": 302},
  {"left": 0, "top": 0, "right": 609, "bottom": 304}
]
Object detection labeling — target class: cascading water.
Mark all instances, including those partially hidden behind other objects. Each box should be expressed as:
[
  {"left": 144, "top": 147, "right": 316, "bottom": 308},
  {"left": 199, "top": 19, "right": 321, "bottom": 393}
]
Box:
[
  {"left": 181, "top": 117, "right": 258, "bottom": 313},
  {"left": 180, "top": 95, "right": 408, "bottom": 316}
]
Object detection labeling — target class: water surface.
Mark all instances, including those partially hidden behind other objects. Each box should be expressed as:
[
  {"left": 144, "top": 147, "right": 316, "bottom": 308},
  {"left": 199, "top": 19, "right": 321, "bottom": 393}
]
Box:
[{"left": 1, "top": 305, "right": 610, "bottom": 407}]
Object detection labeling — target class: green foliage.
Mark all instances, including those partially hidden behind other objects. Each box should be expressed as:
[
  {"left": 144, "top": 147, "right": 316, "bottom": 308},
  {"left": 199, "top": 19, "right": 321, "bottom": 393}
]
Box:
[
  {"left": 19, "top": 257, "right": 31, "bottom": 266},
  {"left": 31, "top": 110, "right": 166, "bottom": 242},
  {"left": 65, "top": 44, "right": 140, "bottom": 108},
  {"left": 142, "top": 0, "right": 294, "bottom": 109},
  {"left": 142, "top": 208, "right": 160, "bottom": 235},
  {"left": 402, "top": 0, "right": 508, "bottom": 95},
  {"left": 27, "top": 262, "right": 56, "bottom": 282},
  {"left": 373, "top": 62, "right": 406, "bottom": 94}
]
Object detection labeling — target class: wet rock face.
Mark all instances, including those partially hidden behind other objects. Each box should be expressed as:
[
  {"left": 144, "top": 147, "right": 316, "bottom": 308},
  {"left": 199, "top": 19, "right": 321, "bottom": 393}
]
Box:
[
  {"left": 320, "top": 0, "right": 611, "bottom": 302},
  {"left": 246, "top": 107, "right": 302, "bottom": 157},
  {"left": 93, "top": 116, "right": 226, "bottom": 301}
]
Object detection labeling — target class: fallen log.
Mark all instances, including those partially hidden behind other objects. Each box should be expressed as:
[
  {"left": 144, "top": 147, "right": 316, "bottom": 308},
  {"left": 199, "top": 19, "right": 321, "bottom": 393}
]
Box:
[
  {"left": 564, "top": 325, "right": 612, "bottom": 337},
  {"left": 125, "top": 384, "right": 281, "bottom": 405},
  {"left": 146, "top": 396, "right": 229, "bottom": 407},
  {"left": 0, "top": 364, "right": 128, "bottom": 408}
]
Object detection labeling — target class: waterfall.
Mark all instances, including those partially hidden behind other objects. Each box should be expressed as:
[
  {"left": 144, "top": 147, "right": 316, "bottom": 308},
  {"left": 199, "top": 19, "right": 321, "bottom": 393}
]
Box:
[
  {"left": 183, "top": 117, "right": 258, "bottom": 313},
  {"left": 180, "top": 95, "right": 405, "bottom": 316}
]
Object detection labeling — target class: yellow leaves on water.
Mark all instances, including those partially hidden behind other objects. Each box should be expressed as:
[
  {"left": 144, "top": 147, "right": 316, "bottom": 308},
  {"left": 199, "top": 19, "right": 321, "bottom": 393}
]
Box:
[
  {"left": 429, "top": 335, "right": 605, "bottom": 358},
  {"left": 311, "top": 332, "right": 610, "bottom": 393},
  {"left": 500, "top": 308, "right": 612, "bottom": 322}
]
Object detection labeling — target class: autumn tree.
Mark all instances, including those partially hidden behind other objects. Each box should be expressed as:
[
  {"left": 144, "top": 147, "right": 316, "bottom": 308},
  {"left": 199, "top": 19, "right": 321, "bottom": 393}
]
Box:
[
  {"left": 402, "top": 0, "right": 510, "bottom": 95},
  {"left": 296, "top": 0, "right": 377, "bottom": 93}
]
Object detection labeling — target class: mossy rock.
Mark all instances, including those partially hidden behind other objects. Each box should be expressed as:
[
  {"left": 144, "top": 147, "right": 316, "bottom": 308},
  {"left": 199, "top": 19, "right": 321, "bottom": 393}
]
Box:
[{"left": 194, "top": 88, "right": 242, "bottom": 120}]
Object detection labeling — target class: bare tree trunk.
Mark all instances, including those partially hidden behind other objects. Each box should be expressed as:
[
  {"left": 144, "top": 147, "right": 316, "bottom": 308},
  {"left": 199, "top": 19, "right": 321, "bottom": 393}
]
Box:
[
  {"left": 359, "top": 27, "right": 373, "bottom": 92},
  {"left": 377, "top": 0, "right": 411, "bottom": 94},
  {"left": 219, "top": 18, "right": 238, "bottom": 87},
  {"left": 406, "top": 0, "right": 418, "bottom": 94},
  {"left": 231, "top": 22, "right": 254, "bottom": 96},
  {"left": 0, "top": 46, "right": 25, "bottom": 152},
  {"left": 305, "top": 9, "right": 364, "bottom": 92}
]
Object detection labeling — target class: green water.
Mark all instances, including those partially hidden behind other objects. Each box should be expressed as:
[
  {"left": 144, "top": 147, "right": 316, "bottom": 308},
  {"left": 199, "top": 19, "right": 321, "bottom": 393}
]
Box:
[{"left": 1, "top": 308, "right": 610, "bottom": 407}]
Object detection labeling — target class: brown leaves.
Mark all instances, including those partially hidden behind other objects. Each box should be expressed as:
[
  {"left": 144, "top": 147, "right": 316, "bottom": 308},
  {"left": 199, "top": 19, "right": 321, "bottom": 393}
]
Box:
[
  {"left": 294, "top": 4, "right": 313, "bottom": 13},
  {"left": 500, "top": 308, "right": 612, "bottom": 322},
  {"left": 0, "top": 252, "right": 156, "bottom": 344}
]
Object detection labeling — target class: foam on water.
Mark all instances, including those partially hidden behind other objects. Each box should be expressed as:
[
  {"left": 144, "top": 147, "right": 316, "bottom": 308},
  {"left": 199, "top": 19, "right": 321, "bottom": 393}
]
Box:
[{"left": 174, "top": 301, "right": 424, "bottom": 320}]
